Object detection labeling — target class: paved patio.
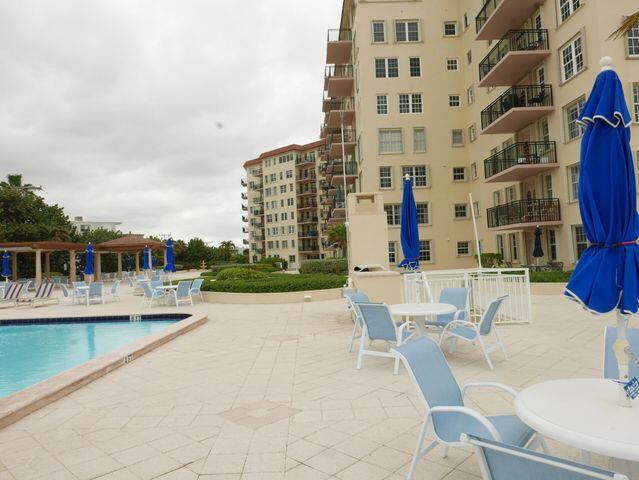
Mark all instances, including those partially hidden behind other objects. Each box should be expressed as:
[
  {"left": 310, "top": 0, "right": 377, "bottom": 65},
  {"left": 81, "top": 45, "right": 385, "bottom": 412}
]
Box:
[{"left": 0, "top": 282, "right": 617, "bottom": 479}]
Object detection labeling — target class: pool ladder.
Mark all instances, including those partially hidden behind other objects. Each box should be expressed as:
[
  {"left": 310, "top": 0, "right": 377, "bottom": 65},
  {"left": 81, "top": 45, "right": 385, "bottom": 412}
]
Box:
[{"left": 129, "top": 314, "right": 142, "bottom": 323}]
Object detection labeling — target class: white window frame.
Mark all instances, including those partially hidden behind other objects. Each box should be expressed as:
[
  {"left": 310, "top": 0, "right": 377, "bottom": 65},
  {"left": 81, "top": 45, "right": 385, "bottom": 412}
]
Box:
[
  {"left": 395, "top": 20, "right": 420, "bottom": 43},
  {"left": 443, "top": 22, "right": 458, "bottom": 37},
  {"left": 568, "top": 164, "right": 579, "bottom": 202},
  {"left": 379, "top": 166, "right": 393, "bottom": 189},
  {"left": 419, "top": 240, "right": 432, "bottom": 263},
  {"left": 449, "top": 95, "right": 461, "bottom": 107},
  {"left": 573, "top": 224, "right": 587, "bottom": 260},
  {"left": 558, "top": 0, "right": 581, "bottom": 24},
  {"left": 628, "top": 22, "right": 639, "bottom": 57},
  {"left": 399, "top": 93, "right": 423, "bottom": 114},
  {"left": 416, "top": 202, "right": 431, "bottom": 224},
  {"left": 446, "top": 58, "right": 459, "bottom": 71},
  {"left": 375, "top": 57, "right": 399, "bottom": 78},
  {"left": 456, "top": 241, "right": 471, "bottom": 256},
  {"left": 468, "top": 124, "right": 477, "bottom": 142},
  {"left": 451, "top": 129, "right": 464, "bottom": 146},
  {"left": 388, "top": 241, "right": 397, "bottom": 264},
  {"left": 471, "top": 163, "right": 478, "bottom": 180},
  {"left": 378, "top": 129, "right": 403, "bottom": 154},
  {"left": 413, "top": 127, "right": 427, "bottom": 153},
  {"left": 508, "top": 233, "right": 519, "bottom": 261},
  {"left": 560, "top": 35, "right": 584, "bottom": 83},
  {"left": 466, "top": 85, "right": 475, "bottom": 105},
  {"left": 376, "top": 94, "right": 388, "bottom": 115},
  {"left": 452, "top": 167, "right": 467, "bottom": 182},
  {"left": 409, "top": 57, "right": 422, "bottom": 77},
  {"left": 454, "top": 203, "right": 469, "bottom": 219},
  {"left": 564, "top": 96, "right": 586, "bottom": 142},
  {"left": 384, "top": 204, "right": 401, "bottom": 226},
  {"left": 372, "top": 21, "right": 386, "bottom": 43},
  {"left": 632, "top": 82, "right": 639, "bottom": 123},
  {"left": 402, "top": 165, "right": 429, "bottom": 188}
]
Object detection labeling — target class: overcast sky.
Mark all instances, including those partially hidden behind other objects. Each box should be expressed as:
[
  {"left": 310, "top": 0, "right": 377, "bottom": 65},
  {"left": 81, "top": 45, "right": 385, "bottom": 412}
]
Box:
[{"left": 0, "top": 0, "right": 341, "bottom": 245}]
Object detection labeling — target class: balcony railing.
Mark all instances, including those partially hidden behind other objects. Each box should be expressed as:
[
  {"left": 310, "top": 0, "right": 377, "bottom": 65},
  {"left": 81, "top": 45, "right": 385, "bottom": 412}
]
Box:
[
  {"left": 242, "top": 239, "right": 249, "bottom": 245},
  {"left": 242, "top": 227, "right": 248, "bottom": 234},
  {"left": 479, "top": 30, "right": 549, "bottom": 81},
  {"left": 252, "top": 196, "right": 264, "bottom": 204},
  {"left": 323, "top": 96, "right": 355, "bottom": 113},
  {"left": 298, "top": 201, "right": 318, "bottom": 210},
  {"left": 484, "top": 141, "right": 557, "bottom": 179},
  {"left": 241, "top": 204, "right": 248, "bottom": 211},
  {"left": 327, "top": 129, "right": 356, "bottom": 146},
  {"left": 481, "top": 85, "right": 553, "bottom": 131},
  {"left": 476, "top": 0, "right": 503, "bottom": 34},
  {"left": 295, "top": 154, "right": 316, "bottom": 166},
  {"left": 251, "top": 168, "right": 262, "bottom": 177},
  {"left": 327, "top": 28, "right": 352, "bottom": 43},
  {"left": 241, "top": 192, "right": 248, "bottom": 200},
  {"left": 296, "top": 172, "right": 317, "bottom": 182},
  {"left": 298, "top": 217, "right": 318, "bottom": 224},
  {"left": 325, "top": 64, "right": 354, "bottom": 80},
  {"left": 297, "top": 188, "right": 317, "bottom": 196},
  {"left": 487, "top": 198, "right": 561, "bottom": 229},
  {"left": 241, "top": 179, "right": 247, "bottom": 187},
  {"left": 242, "top": 216, "right": 248, "bottom": 223},
  {"left": 329, "top": 161, "right": 358, "bottom": 176}
]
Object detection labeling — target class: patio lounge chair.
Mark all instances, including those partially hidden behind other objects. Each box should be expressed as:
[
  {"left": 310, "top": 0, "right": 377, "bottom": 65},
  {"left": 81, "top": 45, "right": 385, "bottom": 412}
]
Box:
[
  {"left": 463, "top": 434, "right": 627, "bottom": 480},
  {"left": 344, "top": 291, "right": 370, "bottom": 352},
  {"left": 424, "top": 287, "right": 470, "bottom": 333},
  {"left": 141, "top": 281, "right": 166, "bottom": 307},
  {"left": 190, "top": 278, "right": 204, "bottom": 303},
  {"left": 108, "top": 280, "right": 121, "bottom": 301},
  {"left": 0, "top": 282, "right": 23, "bottom": 307},
  {"left": 603, "top": 326, "right": 639, "bottom": 380},
  {"left": 87, "top": 282, "right": 104, "bottom": 305},
  {"left": 170, "top": 280, "right": 193, "bottom": 307},
  {"left": 16, "top": 282, "right": 59, "bottom": 308},
  {"left": 392, "top": 337, "right": 546, "bottom": 480},
  {"left": 439, "top": 296, "right": 509, "bottom": 370},
  {"left": 354, "top": 302, "right": 415, "bottom": 375}
]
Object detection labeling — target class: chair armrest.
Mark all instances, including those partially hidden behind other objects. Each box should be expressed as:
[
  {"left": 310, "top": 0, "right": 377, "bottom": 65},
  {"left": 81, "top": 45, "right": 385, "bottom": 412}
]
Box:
[
  {"left": 429, "top": 406, "right": 502, "bottom": 442},
  {"left": 461, "top": 382, "right": 518, "bottom": 398},
  {"left": 397, "top": 320, "right": 416, "bottom": 344}
]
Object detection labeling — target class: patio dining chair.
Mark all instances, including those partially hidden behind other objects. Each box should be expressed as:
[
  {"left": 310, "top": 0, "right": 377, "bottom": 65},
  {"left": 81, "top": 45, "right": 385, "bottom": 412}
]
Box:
[
  {"left": 392, "top": 337, "right": 546, "bottom": 480},
  {"left": 108, "top": 280, "right": 121, "bottom": 301},
  {"left": 603, "top": 326, "right": 639, "bottom": 381},
  {"left": 59, "top": 284, "right": 76, "bottom": 304},
  {"left": 190, "top": 278, "right": 204, "bottom": 303},
  {"left": 424, "top": 287, "right": 471, "bottom": 332},
  {"left": 141, "top": 281, "right": 166, "bottom": 307},
  {"left": 439, "top": 295, "right": 509, "bottom": 370},
  {"left": 170, "top": 280, "right": 193, "bottom": 307},
  {"left": 354, "top": 302, "right": 416, "bottom": 375},
  {"left": 344, "top": 291, "right": 370, "bottom": 352},
  {"left": 87, "top": 282, "right": 104, "bottom": 305},
  {"left": 463, "top": 434, "right": 627, "bottom": 480}
]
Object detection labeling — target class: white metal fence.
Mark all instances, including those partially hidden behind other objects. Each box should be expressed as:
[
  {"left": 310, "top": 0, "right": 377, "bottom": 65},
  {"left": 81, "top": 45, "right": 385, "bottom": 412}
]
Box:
[{"left": 401, "top": 268, "right": 532, "bottom": 325}]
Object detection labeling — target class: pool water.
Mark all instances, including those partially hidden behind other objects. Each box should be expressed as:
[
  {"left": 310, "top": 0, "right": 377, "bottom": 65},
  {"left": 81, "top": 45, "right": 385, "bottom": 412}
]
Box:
[{"left": 0, "top": 318, "right": 178, "bottom": 397}]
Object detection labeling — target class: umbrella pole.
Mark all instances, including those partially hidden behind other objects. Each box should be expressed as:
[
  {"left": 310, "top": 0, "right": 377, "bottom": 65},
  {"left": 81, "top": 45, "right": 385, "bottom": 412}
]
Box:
[{"left": 615, "top": 311, "right": 632, "bottom": 407}]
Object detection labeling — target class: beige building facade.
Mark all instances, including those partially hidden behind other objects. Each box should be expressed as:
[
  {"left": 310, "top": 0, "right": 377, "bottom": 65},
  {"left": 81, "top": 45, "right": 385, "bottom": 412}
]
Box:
[{"left": 318, "top": 0, "right": 639, "bottom": 270}]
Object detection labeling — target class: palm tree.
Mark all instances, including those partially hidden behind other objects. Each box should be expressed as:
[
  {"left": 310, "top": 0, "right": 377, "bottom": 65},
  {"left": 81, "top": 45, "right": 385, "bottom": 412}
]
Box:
[
  {"left": 609, "top": 12, "right": 639, "bottom": 39},
  {"left": 328, "top": 223, "right": 347, "bottom": 258},
  {"left": 218, "top": 241, "right": 236, "bottom": 262},
  {"left": 48, "top": 227, "right": 72, "bottom": 242},
  {"left": 0, "top": 174, "right": 42, "bottom": 194}
]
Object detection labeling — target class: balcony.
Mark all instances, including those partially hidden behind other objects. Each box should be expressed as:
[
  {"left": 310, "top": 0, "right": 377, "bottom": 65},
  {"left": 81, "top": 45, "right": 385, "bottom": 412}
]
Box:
[
  {"left": 242, "top": 216, "right": 248, "bottom": 223},
  {"left": 298, "top": 217, "right": 318, "bottom": 225},
  {"left": 253, "top": 208, "right": 264, "bottom": 216},
  {"left": 298, "top": 201, "right": 318, "bottom": 211},
  {"left": 241, "top": 204, "right": 248, "bottom": 211},
  {"left": 242, "top": 239, "right": 249, "bottom": 245},
  {"left": 241, "top": 179, "right": 247, "bottom": 187},
  {"left": 297, "top": 188, "right": 317, "bottom": 197},
  {"left": 481, "top": 85, "right": 553, "bottom": 134},
  {"left": 476, "top": 0, "right": 547, "bottom": 40},
  {"left": 484, "top": 141, "right": 557, "bottom": 182},
  {"left": 252, "top": 196, "right": 264, "bottom": 204},
  {"left": 487, "top": 198, "right": 561, "bottom": 230},
  {"left": 327, "top": 129, "right": 357, "bottom": 159},
  {"left": 296, "top": 154, "right": 316, "bottom": 167},
  {"left": 478, "top": 30, "right": 550, "bottom": 87},
  {"left": 241, "top": 192, "right": 248, "bottom": 200},
  {"left": 242, "top": 227, "right": 248, "bottom": 234},
  {"left": 324, "top": 65, "right": 354, "bottom": 98},
  {"left": 323, "top": 96, "right": 355, "bottom": 129},
  {"left": 328, "top": 161, "right": 358, "bottom": 187},
  {"left": 296, "top": 172, "right": 317, "bottom": 183},
  {"left": 326, "top": 29, "right": 352, "bottom": 64},
  {"left": 251, "top": 168, "right": 263, "bottom": 177},
  {"left": 250, "top": 182, "right": 263, "bottom": 191}
]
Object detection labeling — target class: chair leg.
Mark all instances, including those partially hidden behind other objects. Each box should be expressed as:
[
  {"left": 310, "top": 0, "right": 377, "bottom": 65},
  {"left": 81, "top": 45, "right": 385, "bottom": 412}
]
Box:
[
  {"left": 407, "top": 416, "right": 436, "bottom": 480},
  {"left": 349, "top": 321, "right": 359, "bottom": 352},
  {"left": 356, "top": 332, "right": 365, "bottom": 370},
  {"left": 442, "top": 446, "right": 449, "bottom": 458},
  {"left": 393, "top": 355, "right": 400, "bottom": 375},
  {"left": 449, "top": 338, "right": 457, "bottom": 354},
  {"left": 494, "top": 329, "right": 509, "bottom": 360},
  {"left": 478, "top": 337, "right": 494, "bottom": 370}
]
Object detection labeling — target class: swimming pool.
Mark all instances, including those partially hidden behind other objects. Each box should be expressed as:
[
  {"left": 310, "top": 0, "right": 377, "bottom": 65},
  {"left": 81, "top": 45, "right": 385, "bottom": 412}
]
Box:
[{"left": 0, "top": 314, "right": 189, "bottom": 398}]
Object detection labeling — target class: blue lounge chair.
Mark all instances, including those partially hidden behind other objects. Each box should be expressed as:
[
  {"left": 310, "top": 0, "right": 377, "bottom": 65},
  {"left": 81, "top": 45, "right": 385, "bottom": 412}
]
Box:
[
  {"left": 393, "top": 337, "right": 545, "bottom": 480},
  {"left": 424, "top": 287, "right": 470, "bottom": 331},
  {"left": 344, "top": 291, "right": 371, "bottom": 352},
  {"left": 355, "top": 302, "right": 415, "bottom": 375},
  {"left": 439, "top": 296, "right": 509, "bottom": 370},
  {"left": 463, "top": 434, "right": 627, "bottom": 480},
  {"left": 108, "top": 280, "right": 121, "bottom": 300},
  {"left": 170, "top": 280, "right": 193, "bottom": 307},
  {"left": 190, "top": 278, "right": 204, "bottom": 303},
  {"left": 603, "top": 326, "right": 639, "bottom": 381},
  {"left": 87, "top": 282, "right": 104, "bottom": 305}
]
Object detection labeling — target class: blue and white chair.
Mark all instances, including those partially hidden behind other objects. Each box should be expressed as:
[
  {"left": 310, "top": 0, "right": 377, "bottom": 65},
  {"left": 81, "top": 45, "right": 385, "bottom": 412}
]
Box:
[
  {"left": 463, "top": 434, "right": 628, "bottom": 480},
  {"left": 355, "top": 302, "right": 415, "bottom": 375},
  {"left": 141, "top": 281, "right": 166, "bottom": 307},
  {"left": 439, "top": 295, "right": 509, "bottom": 370},
  {"left": 190, "top": 278, "right": 204, "bottom": 303},
  {"left": 87, "top": 282, "right": 104, "bottom": 305},
  {"left": 108, "top": 280, "right": 121, "bottom": 301},
  {"left": 344, "top": 291, "right": 371, "bottom": 352},
  {"left": 424, "top": 287, "right": 471, "bottom": 332},
  {"left": 393, "top": 337, "right": 546, "bottom": 480},
  {"left": 603, "top": 326, "right": 639, "bottom": 380},
  {"left": 170, "top": 280, "right": 193, "bottom": 307}
]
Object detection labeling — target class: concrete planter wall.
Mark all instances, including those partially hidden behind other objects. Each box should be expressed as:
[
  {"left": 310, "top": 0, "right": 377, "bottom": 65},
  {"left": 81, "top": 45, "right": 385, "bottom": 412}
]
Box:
[{"left": 201, "top": 288, "right": 343, "bottom": 304}]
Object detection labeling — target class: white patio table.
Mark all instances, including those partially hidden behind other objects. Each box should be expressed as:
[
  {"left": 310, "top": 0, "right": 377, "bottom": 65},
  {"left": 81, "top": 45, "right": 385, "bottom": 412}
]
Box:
[
  {"left": 515, "top": 378, "right": 639, "bottom": 477},
  {"left": 389, "top": 302, "right": 457, "bottom": 336},
  {"left": 75, "top": 285, "right": 90, "bottom": 306}
]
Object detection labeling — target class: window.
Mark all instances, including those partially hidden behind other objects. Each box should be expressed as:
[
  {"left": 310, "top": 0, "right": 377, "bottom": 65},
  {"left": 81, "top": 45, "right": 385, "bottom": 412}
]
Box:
[
  {"left": 561, "top": 36, "right": 584, "bottom": 82},
  {"left": 287, "top": 198, "right": 294, "bottom": 206},
  {"left": 473, "top": 201, "right": 480, "bottom": 217},
  {"left": 466, "top": 49, "right": 472, "bottom": 65},
  {"left": 548, "top": 229, "right": 558, "bottom": 261},
  {"left": 267, "top": 241, "right": 273, "bottom": 249},
  {"left": 286, "top": 170, "right": 293, "bottom": 178},
  {"left": 452, "top": 167, "right": 466, "bottom": 181},
  {"left": 454, "top": 203, "right": 468, "bottom": 218},
  {"left": 449, "top": 95, "right": 461, "bottom": 107},
  {"left": 451, "top": 129, "right": 464, "bottom": 146},
  {"left": 416, "top": 203, "right": 430, "bottom": 224},
  {"left": 457, "top": 241, "right": 471, "bottom": 256},
  {"left": 388, "top": 242, "right": 397, "bottom": 264},
  {"left": 375, "top": 58, "right": 399, "bottom": 78},
  {"left": 573, "top": 225, "right": 587, "bottom": 260},
  {"left": 508, "top": 233, "right": 519, "bottom": 261},
  {"left": 384, "top": 204, "right": 401, "bottom": 225},
  {"left": 395, "top": 20, "right": 420, "bottom": 42},
  {"left": 537, "top": 65, "right": 545, "bottom": 85},
  {"left": 568, "top": 164, "right": 579, "bottom": 201},
  {"left": 471, "top": 163, "right": 478, "bottom": 180},
  {"left": 535, "top": 12, "right": 542, "bottom": 30},
  {"left": 468, "top": 124, "right": 477, "bottom": 142},
  {"left": 443, "top": 22, "right": 458, "bottom": 37},
  {"left": 413, "top": 128, "right": 427, "bottom": 152},
  {"left": 419, "top": 241, "right": 432, "bottom": 262},
  {"left": 565, "top": 96, "right": 586, "bottom": 141},
  {"left": 628, "top": 22, "right": 639, "bottom": 57},
  {"left": 376, "top": 94, "right": 388, "bottom": 115},
  {"left": 633, "top": 82, "right": 639, "bottom": 123},
  {"left": 409, "top": 57, "right": 421, "bottom": 77},
  {"left": 378, "top": 129, "right": 403, "bottom": 153},
  {"left": 399, "top": 93, "right": 422, "bottom": 113},
  {"left": 379, "top": 166, "right": 392, "bottom": 188},
  {"left": 545, "top": 174, "right": 553, "bottom": 198},
  {"left": 280, "top": 185, "right": 286, "bottom": 194},
  {"left": 402, "top": 165, "right": 429, "bottom": 187},
  {"left": 540, "top": 118, "right": 550, "bottom": 143},
  {"left": 289, "top": 255, "right": 296, "bottom": 264},
  {"left": 467, "top": 85, "right": 475, "bottom": 105},
  {"left": 282, "top": 240, "right": 288, "bottom": 249},
  {"left": 496, "top": 235, "right": 505, "bottom": 257},
  {"left": 372, "top": 21, "right": 386, "bottom": 43},
  {"left": 446, "top": 58, "right": 459, "bottom": 71},
  {"left": 559, "top": 0, "right": 580, "bottom": 23},
  {"left": 505, "top": 186, "right": 516, "bottom": 202},
  {"left": 463, "top": 12, "right": 469, "bottom": 29}
]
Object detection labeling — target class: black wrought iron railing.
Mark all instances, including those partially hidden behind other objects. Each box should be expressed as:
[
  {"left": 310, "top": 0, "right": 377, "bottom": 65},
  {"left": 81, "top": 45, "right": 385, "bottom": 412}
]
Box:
[
  {"left": 476, "top": 0, "right": 503, "bottom": 34},
  {"left": 487, "top": 198, "right": 561, "bottom": 228},
  {"left": 481, "top": 85, "right": 553, "bottom": 130},
  {"left": 479, "top": 30, "right": 549, "bottom": 80},
  {"left": 484, "top": 141, "right": 557, "bottom": 179}
]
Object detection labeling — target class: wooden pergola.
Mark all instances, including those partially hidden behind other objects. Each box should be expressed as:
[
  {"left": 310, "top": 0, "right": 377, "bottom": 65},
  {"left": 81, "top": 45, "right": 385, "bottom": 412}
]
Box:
[
  {"left": 0, "top": 241, "right": 87, "bottom": 284},
  {"left": 94, "top": 235, "right": 166, "bottom": 280}
]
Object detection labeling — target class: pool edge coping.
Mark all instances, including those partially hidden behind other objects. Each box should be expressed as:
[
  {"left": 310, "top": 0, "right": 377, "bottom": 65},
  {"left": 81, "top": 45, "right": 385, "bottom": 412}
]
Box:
[{"left": 0, "top": 313, "right": 208, "bottom": 429}]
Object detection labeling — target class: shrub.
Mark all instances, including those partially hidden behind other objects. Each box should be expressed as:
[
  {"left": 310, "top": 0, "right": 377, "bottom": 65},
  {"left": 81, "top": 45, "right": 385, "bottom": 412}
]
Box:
[
  {"left": 259, "top": 256, "right": 287, "bottom": 271},
  {"left": 475, "top": 253, "right": 505, "bottom": 268},
  {"left": 202, "top": 274, "right": 346, "bottom": 293},
  {"left": 299, "top": 258, "right": 348, "bottom": 275},
  {"left": 202, "top": 263, "right": 277, "bottom": 277},
  {"left": 215, "top": 268, "right": 269, "bottom": 281},
  {"left": 530, "top": 270, "right": 572, "bottom": 283}
]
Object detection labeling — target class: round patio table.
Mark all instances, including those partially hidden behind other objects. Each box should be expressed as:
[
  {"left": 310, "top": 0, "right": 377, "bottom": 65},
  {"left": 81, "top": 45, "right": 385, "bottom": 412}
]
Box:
[
  {"left": 515, "top": 378, "right": 639, "bottom": 477},
  {"left": 389, "top": 302, "right": 457, "bottom": 336}
]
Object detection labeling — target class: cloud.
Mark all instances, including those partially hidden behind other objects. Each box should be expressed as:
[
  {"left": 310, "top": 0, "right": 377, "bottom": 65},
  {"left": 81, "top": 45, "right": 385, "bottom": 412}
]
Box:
[{"left": 0, "top": 0, "right": 340, "bottom": 244}]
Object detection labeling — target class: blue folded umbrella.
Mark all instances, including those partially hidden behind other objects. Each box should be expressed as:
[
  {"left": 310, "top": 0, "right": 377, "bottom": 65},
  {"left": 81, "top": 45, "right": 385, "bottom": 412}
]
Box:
[
  {"left": 164, "top": 239, "right": 177, "bottom": 273},
  {"left": 83, "top": 244, "right": 94, "bottom": 276},
  {"left": 1, "top": 251, "right": 10, "bottom": 280},
  {"left": 398, "top": 175, "right": 420, "bottom": 270},
  {"left": 142, "top": 246, "right": 150, "bottom": 270}
]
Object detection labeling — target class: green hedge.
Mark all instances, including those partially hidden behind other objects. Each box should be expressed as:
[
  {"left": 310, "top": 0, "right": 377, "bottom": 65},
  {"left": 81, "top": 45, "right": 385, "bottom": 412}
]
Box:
[
  {"left": 299, "top": 258, "right": 348, "bottom": 275},
  {"left": 201, "top": 274, "right": 346, "bottom": 293},
  {"left": 202, "top": 263, "right": 277, "bottom": 277},
  {"left": 259, "top": 256, "right": 288, "bottom": 270},
  {"left": 216, "top": 268, "right": 269, "bottom": 281},
  {"left": 530, "top": 270, "right": 572, "bottom": 283}
]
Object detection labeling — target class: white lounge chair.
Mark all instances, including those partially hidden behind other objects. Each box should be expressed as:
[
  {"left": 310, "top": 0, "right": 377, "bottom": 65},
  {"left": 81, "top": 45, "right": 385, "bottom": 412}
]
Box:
[{"left": 16, "top": 282, "right": 59, "bottom": 308}]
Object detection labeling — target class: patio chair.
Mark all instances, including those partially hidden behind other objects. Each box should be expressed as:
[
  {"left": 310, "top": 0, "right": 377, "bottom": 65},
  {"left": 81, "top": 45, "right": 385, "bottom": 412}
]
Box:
[
  {"left": 439, "top": 296, "right": 509, "bottom": 370},
  {"left": 170, "top": 280, "right": 193, "bottom": 307},
  {"left": 424, "top": 287, "right": 471, "bottom": 333},
  {"left": 141, "top": 281, "right": 166, "bottom": 307},
  {"left": 87, "top": 282, "right": 104, "bottom": 305},
  {"left": 59, "top": 284, "right": 76, "bottom": 304},
  {"left": 344, "top": 291, "right": 370, "bottom": 352},
  {"left": 463, "top": 434, "right": 627, "bottom": 480},
  {"left": 16, "top": 282, "right": 59, "bottom": 308},
  {"left": 108, "top": 280, "right": 121, "bottom": 301},
  {"left": 190, "top": 278, "right": 204, "bottom": 303},
  {"left": 0, "top": 282, "right": 23, "bottom": 307},
  {"left": 354, "top": 302, "right": 416, "bottom": 375},
  {"left": 392, "top": 337, "right": 546, "bottom": 480},
  {"left": 603, "top": 326, "right": 639, "bottom": 381}
]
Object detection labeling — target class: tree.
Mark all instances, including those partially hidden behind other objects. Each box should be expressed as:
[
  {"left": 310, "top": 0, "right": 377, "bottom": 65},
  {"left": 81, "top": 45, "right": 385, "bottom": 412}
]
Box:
[
  {"left": 218, "top": 241, "right": 237, "bottom": 262},
  {"left": 610, "top": 12, "right": 639, "bottom": 39},
  {"left": 328, "top": 223, "right": 347, "bottom": 258},
  {"left": 0, "top": 174, "right": 43, "bottom": 194}
]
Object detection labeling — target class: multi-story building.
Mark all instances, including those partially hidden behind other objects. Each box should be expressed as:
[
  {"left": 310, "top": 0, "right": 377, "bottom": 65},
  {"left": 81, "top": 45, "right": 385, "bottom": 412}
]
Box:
[
  {"left": 71, "top": 216, "right": 122, "bottom": 233},
  {"left": 242, "top": 141, "right": 329, "bottom": 269},
  {"left": 319, "top": 0, "right": 639, "bottom": 270}
]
